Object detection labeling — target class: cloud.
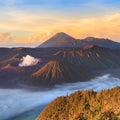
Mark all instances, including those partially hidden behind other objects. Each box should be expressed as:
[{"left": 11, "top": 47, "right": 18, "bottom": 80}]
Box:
[
  {"left": 19, "top": 55, "right": 40, "bottom": 67},
  {"left": 0, "top": 32, "right": 14, "bottom": 45},
  {"left": 1, "top": 12, "right": 120, "bottom": 47},
  {"left": 0, "top": 7, "right": 120, "bottom": 47},
  {"left": 28, "top": 30, "right": 58, "bottom": 44},
  {"left": 0, "top": 32, "right": 11, "bottom": 39}
]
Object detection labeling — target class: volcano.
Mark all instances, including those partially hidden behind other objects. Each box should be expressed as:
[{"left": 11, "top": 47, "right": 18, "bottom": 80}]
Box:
[
  {"left": 27, "top": 60, "right": 94, "bottom": 87},
  {"left": 37, "top": 32, "right": 76, "bottom": 48},
  {"left": 37, "top": 32, "right": 120, "bottom": 49}
]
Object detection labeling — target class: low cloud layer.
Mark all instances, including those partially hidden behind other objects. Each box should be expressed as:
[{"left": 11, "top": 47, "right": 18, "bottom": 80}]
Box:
[
  {"left": 0, "top": 74, "right": 120, "bottom": 120},
  {"left": 19, "top": 55, "right": 39, "bottom": 67}
]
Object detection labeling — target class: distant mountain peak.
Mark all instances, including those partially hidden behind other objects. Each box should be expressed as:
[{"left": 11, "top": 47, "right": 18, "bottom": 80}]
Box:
[
  {"left": 37, "top": 32, "right": 120, "bottom": 49},
  {"left": 83, "top": 37, "right": 107, "bottom": 41},
  {"left": 80, "top": 36, "right": 120, "bottom": 49},
  {"left": 37, "top": 32, "right": 76, "bottom": 48},
  {"left": 53, "top": 32, "right": 75, "bottom": 39},
  {"left": 49, "top": 32, "right": 75, "bottom": 41},
  {"left": 82, "top": 37, "right": 117, "bottom": 42},
  {"left": 84, "top": 36, "right": 96, "bottom": 39},
  {"left": 54, "top": 32, "right": 70, "bottom": 36}
]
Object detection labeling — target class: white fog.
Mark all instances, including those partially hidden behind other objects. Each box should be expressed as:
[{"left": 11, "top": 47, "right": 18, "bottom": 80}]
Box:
[{"left": 0, "top": 74, "right": 120, "bottom": 120}]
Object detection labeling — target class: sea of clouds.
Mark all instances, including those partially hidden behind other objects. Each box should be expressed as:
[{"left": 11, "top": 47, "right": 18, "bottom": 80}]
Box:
[{"left": 0, "top": 74, "right": 120, "bottom": 120}]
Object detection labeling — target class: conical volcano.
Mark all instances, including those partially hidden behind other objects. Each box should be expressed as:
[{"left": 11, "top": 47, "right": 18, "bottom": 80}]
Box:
[
  {"left": 37, "top": 32, "right": 76, "bottom": 48},
  {"left": 27, "top": 60, "right": 94, "bottom": 86}
]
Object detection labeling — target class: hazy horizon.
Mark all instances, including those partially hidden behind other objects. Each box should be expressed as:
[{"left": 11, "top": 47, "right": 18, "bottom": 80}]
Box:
[
  {"left": 0, "top": 0, "right": 120, "bottom": 47},
  {"left": 1, "top": 32, "right": 120, "bottom": 48}
]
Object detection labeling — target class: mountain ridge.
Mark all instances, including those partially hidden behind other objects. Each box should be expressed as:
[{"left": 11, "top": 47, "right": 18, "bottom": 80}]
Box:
[
  {"left": 0, "top": 46, "right": 120, "bottom": 87},
  {"left": 80, "top": 36, "right": 120, "bottom": 49},
  {"left": 37, "top": 32, "right": 120, "bottom": 49}
]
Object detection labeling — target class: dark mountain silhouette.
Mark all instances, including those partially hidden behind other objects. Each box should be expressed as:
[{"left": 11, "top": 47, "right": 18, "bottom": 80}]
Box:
[
  {"left": 37, "top": 32, "right": 76, "bottom": 48},
  {"left": 37, "top": 32, "right": 120, "bottom": 49},
  {"left": 80, "top": 37, "right": 120, "bottom": 49}
]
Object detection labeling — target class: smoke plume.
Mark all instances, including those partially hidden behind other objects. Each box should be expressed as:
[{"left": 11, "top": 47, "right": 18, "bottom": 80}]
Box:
[{"left": 19, "top": 55, "right": 39, "bottom": 67}]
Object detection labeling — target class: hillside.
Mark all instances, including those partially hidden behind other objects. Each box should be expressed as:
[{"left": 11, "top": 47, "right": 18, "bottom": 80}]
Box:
[
  {"left": 0, "top": 46, "right": 120, "bottom": 87},
  {"left": 54, "top": 46, "right": 120, "bottom": 70},
  {"left": 37, "top": 86, "right": 120, "bottom": 120},
  {"left": 26, "top": 60, "right": 94, "bottom": 86}
]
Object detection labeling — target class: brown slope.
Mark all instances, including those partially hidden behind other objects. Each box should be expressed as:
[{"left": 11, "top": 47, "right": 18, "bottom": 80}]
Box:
[
  {"left": 0, "top": 63, "right": 24, "bottom": 87},
  {"left": 54, "top": 46, "right": 120, "bottom": 70},
  {"left": 37, "top": 86, "right": 120, "bottom": 120},
  {"left": 0, "top": 64, "right": 22, "bottom": 72},
  {"left": 27, "top": 60, "right": 95, "bottom": 86}
]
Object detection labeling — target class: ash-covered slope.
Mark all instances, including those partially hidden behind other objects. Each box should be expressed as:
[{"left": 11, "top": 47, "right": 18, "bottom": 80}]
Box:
[
  {"left": 54, "top": 46, "right": 120, "bottom": 70},
  {"left": 0, "top": 46, "right": 120, "bottom": 87},
  {"left": 27, "top": 60, "right": 94, "bottom": 86}
]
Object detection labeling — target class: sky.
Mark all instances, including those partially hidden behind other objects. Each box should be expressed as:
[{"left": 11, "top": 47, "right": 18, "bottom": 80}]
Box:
[{"left": 0, "top": 0, "right": 120, "bottom": 47}]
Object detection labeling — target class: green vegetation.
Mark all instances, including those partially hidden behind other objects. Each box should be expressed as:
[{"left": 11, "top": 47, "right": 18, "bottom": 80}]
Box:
[{"left": 37, "top": 87, "right": 120, "bottom": 120}]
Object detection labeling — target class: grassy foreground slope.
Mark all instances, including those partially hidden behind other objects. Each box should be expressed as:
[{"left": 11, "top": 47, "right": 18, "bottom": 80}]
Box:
[{"left": 37, "top": 87, "right": 120, "bottom": 120}]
